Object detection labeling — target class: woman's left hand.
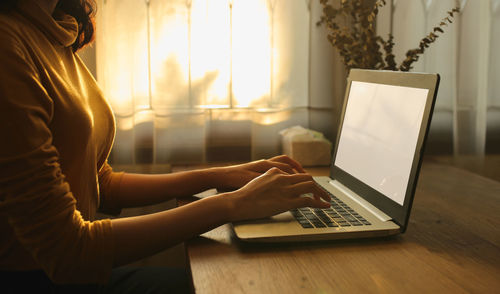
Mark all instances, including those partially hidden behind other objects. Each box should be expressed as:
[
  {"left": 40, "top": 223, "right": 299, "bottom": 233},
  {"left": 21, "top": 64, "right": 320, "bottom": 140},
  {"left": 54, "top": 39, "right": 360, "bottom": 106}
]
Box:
[{"left": 212, "top": 155, "right": 306, "bottom": 191}]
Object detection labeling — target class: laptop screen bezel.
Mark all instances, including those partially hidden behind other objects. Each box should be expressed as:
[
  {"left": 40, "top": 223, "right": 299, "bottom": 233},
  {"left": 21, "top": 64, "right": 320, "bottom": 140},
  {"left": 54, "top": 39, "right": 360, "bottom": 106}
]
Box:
[{"left": 330, "top": 69, "right": 440, "bottom": 232}]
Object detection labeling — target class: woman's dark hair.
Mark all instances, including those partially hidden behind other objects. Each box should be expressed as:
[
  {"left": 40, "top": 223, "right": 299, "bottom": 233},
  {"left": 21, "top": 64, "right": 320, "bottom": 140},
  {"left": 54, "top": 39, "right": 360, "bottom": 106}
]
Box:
[{"left": 0, "top": 0, "right": 96, "bottom": 52}]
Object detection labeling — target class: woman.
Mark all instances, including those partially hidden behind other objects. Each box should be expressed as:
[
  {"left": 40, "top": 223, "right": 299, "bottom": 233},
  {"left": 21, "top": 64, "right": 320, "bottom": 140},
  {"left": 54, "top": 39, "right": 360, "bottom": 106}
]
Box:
[{"left": 0, "top": 0, "right": 330, "bottom": 292}]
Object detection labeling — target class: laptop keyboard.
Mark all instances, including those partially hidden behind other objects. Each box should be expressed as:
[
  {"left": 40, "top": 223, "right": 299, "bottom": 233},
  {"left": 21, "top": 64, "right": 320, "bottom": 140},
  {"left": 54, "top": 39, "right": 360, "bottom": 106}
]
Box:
[{"left": 291, "top": 192, "right": 371, "bottom": 229}]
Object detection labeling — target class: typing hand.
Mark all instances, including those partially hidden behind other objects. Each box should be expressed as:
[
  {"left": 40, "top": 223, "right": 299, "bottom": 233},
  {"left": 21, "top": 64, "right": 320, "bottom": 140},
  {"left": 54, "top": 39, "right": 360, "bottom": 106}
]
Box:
[
  {"left": 225, "top": 167, "right": 330, "bottom": 222},
  {"left": 214, "top": 155, "right": 306, "bottom": 191}
]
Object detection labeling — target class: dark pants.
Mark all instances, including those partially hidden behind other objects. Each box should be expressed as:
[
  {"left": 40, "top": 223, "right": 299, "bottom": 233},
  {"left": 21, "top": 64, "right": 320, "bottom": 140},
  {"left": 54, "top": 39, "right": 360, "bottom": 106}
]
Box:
[{"left": 2, "top": 267, "right": 190, "bottom": 294}]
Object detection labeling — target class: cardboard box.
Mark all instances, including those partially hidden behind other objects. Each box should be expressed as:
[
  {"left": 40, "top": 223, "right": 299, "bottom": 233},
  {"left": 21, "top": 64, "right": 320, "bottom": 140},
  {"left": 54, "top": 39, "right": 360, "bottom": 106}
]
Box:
[{"left": 280, "top": 126, "right": 331, "bottom": 167}]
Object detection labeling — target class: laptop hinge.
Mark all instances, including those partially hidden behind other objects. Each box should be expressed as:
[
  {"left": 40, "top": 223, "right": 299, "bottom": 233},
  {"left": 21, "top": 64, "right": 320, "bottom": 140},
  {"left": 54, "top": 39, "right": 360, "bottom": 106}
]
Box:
[{"left": 328, "top": 180, "right": 392, "bottom": 222}]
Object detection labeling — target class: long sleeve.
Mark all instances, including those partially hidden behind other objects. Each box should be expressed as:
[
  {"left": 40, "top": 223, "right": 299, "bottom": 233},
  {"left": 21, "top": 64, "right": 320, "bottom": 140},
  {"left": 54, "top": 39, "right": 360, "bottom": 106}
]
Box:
[
  {"left": 0, "top": 8, "right": 115, "bottom": 284},
  {"left": 98, "top": 162, "right": 124, "bottom": 215}
]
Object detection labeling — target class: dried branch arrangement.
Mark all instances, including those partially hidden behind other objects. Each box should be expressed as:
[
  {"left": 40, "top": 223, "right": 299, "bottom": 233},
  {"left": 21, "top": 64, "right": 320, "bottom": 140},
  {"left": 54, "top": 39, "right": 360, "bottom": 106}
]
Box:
[{"left": 318, "top": 0, "right": 460, "bottom": 71}]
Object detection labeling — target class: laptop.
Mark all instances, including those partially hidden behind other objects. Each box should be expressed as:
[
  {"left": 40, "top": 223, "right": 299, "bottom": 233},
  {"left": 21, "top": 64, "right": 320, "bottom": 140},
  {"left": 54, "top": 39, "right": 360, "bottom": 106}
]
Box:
[{"left": 232, "top": 69, "right": 440, "bottom": 242}]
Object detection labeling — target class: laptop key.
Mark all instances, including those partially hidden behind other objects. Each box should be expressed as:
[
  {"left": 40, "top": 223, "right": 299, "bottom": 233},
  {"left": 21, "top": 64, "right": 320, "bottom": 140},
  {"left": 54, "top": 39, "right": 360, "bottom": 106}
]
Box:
[
  {"left": 314, "top": 210, "right": 327, "bottom": 216},
  {"left": 313, "top": 222, "right": 326, "bottom": 228},
  {"left": 291, "top": 201, "right": 368, "bottom": 228},
  {"left": 321, "top": 213, "right": 333, "bottom": 219},
  {"left": 316, "top": 214, "right": 329, "bottom": 219},
  {"left": 300, "top": 222, "right": 314, "bottom": 228},
  {"left": 345, "top": 216, "right": 357, "bottom": 222},
  {"left": 306, "top": 216, "right": 321, "bottom": 222},
  {"left": 320, "top": 219, "right": 334, "bottom": 225}
]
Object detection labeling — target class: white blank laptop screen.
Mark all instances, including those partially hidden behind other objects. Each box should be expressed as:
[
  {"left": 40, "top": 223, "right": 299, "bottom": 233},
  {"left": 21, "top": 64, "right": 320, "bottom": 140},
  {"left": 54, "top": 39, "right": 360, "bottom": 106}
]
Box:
[{"left": 334, "top": 81, "right": 429, "bottom": 206}]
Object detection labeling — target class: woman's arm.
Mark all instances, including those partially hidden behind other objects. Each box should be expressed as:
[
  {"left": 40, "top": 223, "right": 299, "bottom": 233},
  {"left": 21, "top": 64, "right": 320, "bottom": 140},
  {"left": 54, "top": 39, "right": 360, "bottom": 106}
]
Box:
[
  {"left": 108, "top": 169, "right": 217, "bottom": 208},
  {"left": 108, "top": 155, "right": 307, "bottom": 208},
  {"left": 111, "top": 167, "right": 330, "bottom": 266}
]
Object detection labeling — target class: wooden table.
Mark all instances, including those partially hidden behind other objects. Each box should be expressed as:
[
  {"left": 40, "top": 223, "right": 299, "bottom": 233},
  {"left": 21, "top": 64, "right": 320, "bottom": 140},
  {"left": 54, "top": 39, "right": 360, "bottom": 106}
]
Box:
[{"left": 183, "top": 161, "right": 500, "bottom": 293}]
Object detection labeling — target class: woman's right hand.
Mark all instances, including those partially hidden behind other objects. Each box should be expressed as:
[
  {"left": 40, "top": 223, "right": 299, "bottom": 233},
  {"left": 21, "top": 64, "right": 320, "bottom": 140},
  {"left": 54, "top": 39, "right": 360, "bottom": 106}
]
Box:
[{"left": 224, "top": 167, "right": 331, "bottom": 222}]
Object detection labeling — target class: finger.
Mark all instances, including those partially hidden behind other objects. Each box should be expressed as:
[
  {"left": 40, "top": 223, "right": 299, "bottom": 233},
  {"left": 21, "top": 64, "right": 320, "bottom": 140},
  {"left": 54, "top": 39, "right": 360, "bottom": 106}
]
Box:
[
  {"left": 267, "top": 161, "right": 295, "bottom": 174},
  {"left": 313, "top": 186, "right": 331, "bottom": 203},
  {"left": 251, "top": 159, "right": 294, "bottom": 174},
  {"left": 271, "top": 155, "right": 306, "bottom": 173},
  {"left": 317, "top": 187, "right": 331, "bottom": 203},
  {"left": 286, "top": 181, "right": 317, "bottom": 195},
  {"left": 287, "top": 181, "right": 331, "bottom": 203},
  {"left": 307, "top": 198, "right": 331, "bottom": 209},
  {"left": 271, "top": 155, "right": 305, "bottom": 173},
  {"left": 281, "top": 173, "right": 314, "bottom": 185},
  {"left": 265, "top": 166, "right": 287, "bottom": 175},
  {"left": 293, "top": 195, "right": 330, "bottom": 209}
]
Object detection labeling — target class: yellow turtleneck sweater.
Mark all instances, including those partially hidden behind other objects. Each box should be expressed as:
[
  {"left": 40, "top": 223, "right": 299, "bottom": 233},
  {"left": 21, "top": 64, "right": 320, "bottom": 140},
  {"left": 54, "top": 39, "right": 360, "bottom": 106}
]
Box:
[{"left": 0, "top": 0, "right": 123, "bottom": 284}]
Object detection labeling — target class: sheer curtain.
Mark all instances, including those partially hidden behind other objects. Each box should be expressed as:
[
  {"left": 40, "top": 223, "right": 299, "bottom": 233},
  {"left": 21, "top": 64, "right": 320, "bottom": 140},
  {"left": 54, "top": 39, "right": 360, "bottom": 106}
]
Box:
[
  {"left": 96, "top": 0, "right": 341, "bottom": 164},
  {"left": 377, "top": 0, "right": 500, "bottom": 155}
]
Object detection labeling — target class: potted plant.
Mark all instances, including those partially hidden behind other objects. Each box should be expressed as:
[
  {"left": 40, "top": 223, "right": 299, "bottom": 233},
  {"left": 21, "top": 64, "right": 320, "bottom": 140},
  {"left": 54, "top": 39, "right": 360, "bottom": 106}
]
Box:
[{"left": 318, "top": 0, "right": 460, "bottom": 71}]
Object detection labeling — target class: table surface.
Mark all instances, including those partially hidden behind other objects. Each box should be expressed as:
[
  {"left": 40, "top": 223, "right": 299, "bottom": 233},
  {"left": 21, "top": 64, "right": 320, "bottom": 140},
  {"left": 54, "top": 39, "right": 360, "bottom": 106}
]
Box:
[{"left": 181, "top": 162, "right": 500, "bottom": 294}]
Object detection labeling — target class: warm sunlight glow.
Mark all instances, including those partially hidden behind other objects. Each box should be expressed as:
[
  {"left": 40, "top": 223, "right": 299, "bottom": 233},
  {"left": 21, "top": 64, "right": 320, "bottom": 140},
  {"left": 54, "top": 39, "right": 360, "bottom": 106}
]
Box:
[
  {"left": 191, "top": 0, "right": 231, "bottom": 106},
  {"left": 232, "top": 0, "right": 271, "bottom": 107},
  {"left": 254, "top": 110, "right": 291, "bottom": 126},
  {"left": 149, "top": 1, "right": 190, "bottom": 108},
  {"left": 107, "top": 0, "right": 273, "bottom": 111},
  {"left": 101, "top": 5, "right": 150, "bottom": 115}
]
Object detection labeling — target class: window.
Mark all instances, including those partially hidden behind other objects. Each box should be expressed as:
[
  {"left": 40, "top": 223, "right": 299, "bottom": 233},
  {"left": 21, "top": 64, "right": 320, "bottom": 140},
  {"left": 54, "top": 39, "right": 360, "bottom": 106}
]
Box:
[{"left": 96, "top": 0, "right": 338, "bottom": 164}]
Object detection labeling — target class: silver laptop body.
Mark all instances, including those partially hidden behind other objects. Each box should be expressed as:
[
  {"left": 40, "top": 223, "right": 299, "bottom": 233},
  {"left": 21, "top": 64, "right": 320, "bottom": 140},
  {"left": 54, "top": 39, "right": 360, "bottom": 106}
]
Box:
[{"left": 233, "top": 69, "right": 440, "bottom": 242}]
